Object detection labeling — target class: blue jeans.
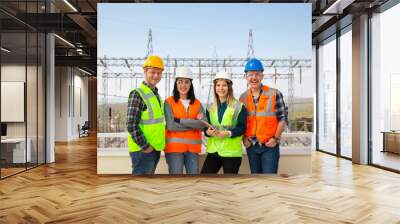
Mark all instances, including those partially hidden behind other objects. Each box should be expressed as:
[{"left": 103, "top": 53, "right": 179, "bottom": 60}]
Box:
[
  {"left": 165, "top": 152, "right": 199, "bottom": 174},
  {"left": 246, "top": 144, "right": 280, "bottom": 174},
  {"left": 129, "top": 150, "right": 160, "bottom": 175}
]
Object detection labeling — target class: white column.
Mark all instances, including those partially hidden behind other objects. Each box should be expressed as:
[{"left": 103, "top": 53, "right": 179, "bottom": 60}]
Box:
[
  {"left": 45, "top": 0, "right": 55, "bottom": 163},
  {"left": 46, "top": 32, "right": 55, "bottom": 163},
  {"left": 352, "top": 14, "right": 369, "bottom": 164}
]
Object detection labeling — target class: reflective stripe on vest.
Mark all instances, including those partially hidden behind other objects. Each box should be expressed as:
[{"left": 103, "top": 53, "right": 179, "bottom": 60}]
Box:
[
  {"left": 165, "top": 97, "right": 203, "bottom": 153},
  {"left": 241, "top": 85, "right": 279, "bottom": 143},
  {"left": 239, "top": 92, "right": 248, "bottom": 109},
  {"left": 206, "top": 100, "right": 243, "bottom": 157},
  {"left": 212, "top": 101, "right": 242, "bottom": 130},
  {"left": 135, "top": 87, "right": 165, "bottom": 125},
  {"left": 140, "top": 117, "right": 165, "bottom": 125},
  {"left": 247, "top": 111, "right": 276, "bottom": 117},
  {"left": 166, "top": 138, "right": 202, "bottom": 145},
  {"left": 244, "top": 87, "right": 276, "bottom": 115},
  {"left": 128, "top": 83, "right": 166, "bottom": 152}
]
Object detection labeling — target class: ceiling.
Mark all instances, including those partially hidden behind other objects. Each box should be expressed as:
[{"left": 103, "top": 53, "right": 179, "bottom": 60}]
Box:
[{"left": 0, "top": 0, "right": 394, "bottom": 75}]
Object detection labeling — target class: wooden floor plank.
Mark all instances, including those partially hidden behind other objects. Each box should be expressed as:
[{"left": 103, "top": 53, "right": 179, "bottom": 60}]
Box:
[{"left": 0, "top": 135, "right": 400, "bottom": 223}]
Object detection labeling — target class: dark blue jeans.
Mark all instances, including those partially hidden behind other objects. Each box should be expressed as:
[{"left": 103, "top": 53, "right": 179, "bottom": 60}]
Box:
[
  {"left": 129, "top": 150, "right": 160, "bottom": 175},
  {"left": 165, "top": 152, "right": 199, "bottom": 174},
  {"left": 246, "top": 144, "right": 280, "bottom": 174}
]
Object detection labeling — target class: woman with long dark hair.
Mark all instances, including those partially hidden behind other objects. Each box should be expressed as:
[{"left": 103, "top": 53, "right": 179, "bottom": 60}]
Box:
[{"left": 164, "top": 67, "right": 207, "bottom": 174}]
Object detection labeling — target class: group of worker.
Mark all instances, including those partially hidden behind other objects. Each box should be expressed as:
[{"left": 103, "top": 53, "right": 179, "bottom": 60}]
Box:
[{"left": 126, "top": 55, "right": 287, "bottom": 175}]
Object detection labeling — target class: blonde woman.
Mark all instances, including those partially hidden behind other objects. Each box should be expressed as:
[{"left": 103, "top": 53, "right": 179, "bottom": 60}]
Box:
[{"left": 201, "top": 71, "right": 247, "bottom": 174}]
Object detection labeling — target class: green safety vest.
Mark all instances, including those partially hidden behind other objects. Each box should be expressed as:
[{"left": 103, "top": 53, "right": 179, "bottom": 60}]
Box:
[
  {"left": 206, "top": 100, "right": 243, "bottom": 157},
  {"left": 127, "top": 83, "right": 166, "bottom": 152}
]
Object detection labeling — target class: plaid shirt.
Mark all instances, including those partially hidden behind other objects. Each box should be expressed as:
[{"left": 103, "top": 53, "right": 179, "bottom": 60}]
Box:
[
  {"left": 251, "top": 86, "right": 288, "bottom": 123},
  {"left": 126, "top": 81, "right": 161, "bottom": 150},
  {"left": 274, "top": 89, "right": 288, "bottom": 123}
]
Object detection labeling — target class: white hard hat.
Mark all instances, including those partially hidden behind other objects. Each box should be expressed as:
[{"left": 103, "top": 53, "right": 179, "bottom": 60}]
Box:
[
  {"left": 175, "top": 67, "right": 193, "bottom": 80},
  {"left": 213, "top": 71, "right": 232, "bottom": 82}
]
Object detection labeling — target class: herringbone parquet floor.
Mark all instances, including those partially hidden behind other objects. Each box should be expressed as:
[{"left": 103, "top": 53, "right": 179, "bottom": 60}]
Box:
[{"left": 1, "top": 135, "right": 400, "bottom": 223}]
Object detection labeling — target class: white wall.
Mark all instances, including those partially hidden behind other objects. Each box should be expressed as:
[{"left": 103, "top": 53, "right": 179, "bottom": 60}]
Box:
[
  {"left": 2, "top": 63, "right": 46, "bottom": 164},
  {"left": 1, "top": 65, "right": 28, "bottom": 138},
  {"left": 98, "top": 153, "right": 311, "bottom": 175},
  {"left": 55, "top": 67, "right": 89, "bottom": 141},
  {"left": 72, "top": 73, "right": 89, "bottom": 137},
  {"left": 312, "top": 45, "right": 316, "bottom": 151},
  {"left": 55, "top": 67, "right": 68, "bottom": 141},
  {"left": 1, "top": 64, "right": 26, "bottom": 81}
]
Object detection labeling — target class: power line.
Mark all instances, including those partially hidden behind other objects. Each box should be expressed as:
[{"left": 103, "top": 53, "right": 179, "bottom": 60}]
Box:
[{"left": 98, "top": 57, "right": 311, "bottom": 68}]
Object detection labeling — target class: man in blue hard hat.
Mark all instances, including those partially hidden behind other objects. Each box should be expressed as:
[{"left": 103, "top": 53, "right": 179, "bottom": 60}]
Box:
[{"left": 239, "top": 58, "right": 288, "bottom": 174}]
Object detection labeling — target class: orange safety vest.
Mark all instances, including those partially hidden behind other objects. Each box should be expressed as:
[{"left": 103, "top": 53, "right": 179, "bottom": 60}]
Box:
[
  {"left": 165, "top": 96, "right": 203, "bottom": 153},
  {"left": 239, "top": 85, "right": 278, "bottom": 143}
]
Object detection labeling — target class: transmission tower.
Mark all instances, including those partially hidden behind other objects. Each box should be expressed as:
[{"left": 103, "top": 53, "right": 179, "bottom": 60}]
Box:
[
  {"left": 146, "top": 29, "right": 153, "bottom": 57},
  {"left": 208, "top": 47, "right": 219, "bottom": 104},
  {"left": 288, "top": 57, "right": 295, "bottom": 132},
  {"left": 247, "top": 29, "right": 255, "bottom": 59}
]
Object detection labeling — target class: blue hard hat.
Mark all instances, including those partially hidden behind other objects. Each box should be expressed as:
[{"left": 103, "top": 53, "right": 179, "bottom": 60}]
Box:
[{"left": 244, "top": 58, "right": 264, "bottom": 72}]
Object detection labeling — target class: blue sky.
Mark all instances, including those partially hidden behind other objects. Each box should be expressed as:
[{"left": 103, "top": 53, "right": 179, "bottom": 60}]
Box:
[{"left": 98, "top": 3, "right": 311, "bottom": 59}]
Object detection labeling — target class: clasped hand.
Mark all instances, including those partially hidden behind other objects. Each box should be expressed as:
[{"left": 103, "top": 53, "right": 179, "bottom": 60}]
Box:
[{"left": 206, "top": 127, "right": 230, "bottom": 138}]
